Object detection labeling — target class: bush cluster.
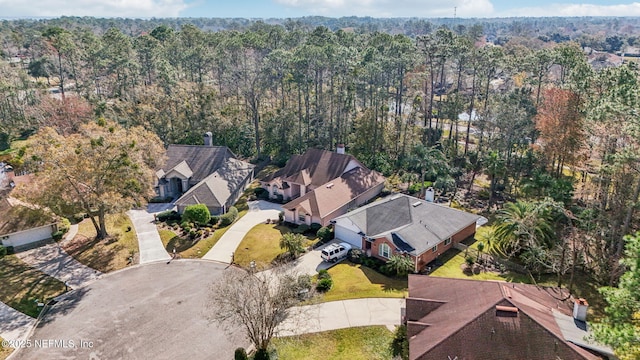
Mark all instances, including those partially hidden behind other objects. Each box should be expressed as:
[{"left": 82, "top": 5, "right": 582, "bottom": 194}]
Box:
[
  {"left": 316, "top": 226, "right": 333, "bottom": 243},
  {"left": 316, "top": 269, "right": 333, "bottom": 292},
  {"left": 182, "top": 204, "right": 211, "bottom": 226},
  {"left": 0, "top": 245, "right": 7, "bottom": 257},
  {"left": 157, "top": 210, "right": 180, "bottom": 222},
  {"left": 219, "top": 206, "right": 238, "bottom": 227}
]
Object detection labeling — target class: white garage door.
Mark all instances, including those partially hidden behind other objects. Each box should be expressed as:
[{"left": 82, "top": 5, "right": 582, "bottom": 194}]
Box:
[
  {"left": 2, "top": 224, "right": 55, "bottom": 249},
  {"left": 334, "top": 224, "right": 362, "bottom": 249}
]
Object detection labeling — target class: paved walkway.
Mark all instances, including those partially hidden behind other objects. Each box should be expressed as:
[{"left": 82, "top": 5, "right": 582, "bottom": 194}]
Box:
[
  {"left": 127, "top": 209, "right": 171, "bottom": 264},
  {"left": 63, "top": 224, "right": 78, "bottom": 244},
  {"left": 278, "top": 298, "right": 404, "bottom": 336},
  {"left": 0, "top": 301, "right": 35, "bottom": 345},
  {"left": 202, "top": 200, "right": 282, "bottom": 263},
  {"left": 15, "top": 242, "right": 102, "bottom": 289}
]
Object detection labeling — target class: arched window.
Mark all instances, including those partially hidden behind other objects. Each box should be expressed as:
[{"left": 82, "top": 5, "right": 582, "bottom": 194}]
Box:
[{"left": 379, "top": 243, "right": 391, "bottom": 258}]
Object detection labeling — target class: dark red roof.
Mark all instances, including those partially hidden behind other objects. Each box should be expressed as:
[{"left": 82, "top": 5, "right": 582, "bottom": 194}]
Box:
[{"left": 407, "top": 276, "right": 605, "bottom": 360}]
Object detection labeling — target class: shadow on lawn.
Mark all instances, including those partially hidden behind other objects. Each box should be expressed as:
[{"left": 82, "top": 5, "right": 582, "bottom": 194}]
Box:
[{"left": 347, "top": 261, "right": 408, "bottom": 292}]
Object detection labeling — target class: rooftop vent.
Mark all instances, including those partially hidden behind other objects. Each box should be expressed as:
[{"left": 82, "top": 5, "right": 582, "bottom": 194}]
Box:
[
  {"left": 496, "top": 305, "right": 519, "bottom": 317},
  {"left": 412, "top": 201, "right": 422, "bottom": 207},
  {"left": 326, "top": 183, "right": 334, "bottom": 188}
]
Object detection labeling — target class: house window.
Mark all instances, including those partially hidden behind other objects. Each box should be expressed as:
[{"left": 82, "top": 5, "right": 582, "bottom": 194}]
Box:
[
  {"left": 298, "top": 212, "right": 306, "bottom": 222},
  {"left": 444, "top": 238, "right": 451, "bottom": 246},
  {"left": 271, "top": 185, "right": 278, "bottom": 196},
  {"left": 432, "top": 244, "right": 438, "bottom": 252},
  {"left": 379, "top": 243, "right": 391, "bottom": 259}
]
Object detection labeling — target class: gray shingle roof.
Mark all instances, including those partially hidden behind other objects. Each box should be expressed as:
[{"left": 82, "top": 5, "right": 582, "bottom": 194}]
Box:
[
  {"left": 175, "top": 158, "right": 254, "bottom": 209},
  {"left": 334, "top": 194, "right": 480, "bottom": 256},
  {"left": 162, "top": 145, "right": 235, "bottom": 184}
]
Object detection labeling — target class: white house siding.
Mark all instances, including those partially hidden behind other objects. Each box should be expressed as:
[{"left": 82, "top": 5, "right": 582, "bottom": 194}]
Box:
[
  {"left": 1, "top": 223, "right": 57, "bottom": 250},
  {"left": 334, "top": 218, "right": 364, "bottom": 249}
]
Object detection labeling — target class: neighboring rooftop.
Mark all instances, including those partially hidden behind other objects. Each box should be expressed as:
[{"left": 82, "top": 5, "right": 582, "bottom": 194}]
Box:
[
  {"left": 334, "top": 194, "right": 480, "bottom": 256},
  {"left": 282, "top": 167, "right": 385, "bottom": 218},
  {"left": 0, "top": 197, "right": 56, "bottom": 235},
  {"left": 266, "top": 148, "right": 361, "bottom": 188},
  {"left": 407, "top": 276, "right": 613, "bottom": 360},
  {"left": 174, "top": 158, "right": 254, "bottom": 209},
  {"left": 161, "top": 145, "right": 235, "bottom": 184}
]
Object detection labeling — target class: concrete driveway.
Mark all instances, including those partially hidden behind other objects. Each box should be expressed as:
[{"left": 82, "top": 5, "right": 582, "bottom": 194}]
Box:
[
  {"left": 11, "top": 261, "right": 248, "bottom": 360},
  {"left": 0, "top": 301, "right": 35, "bottom": 345},
  {"left": 127, "top": 209, "right": 171, "bottom": 264},
  {"left": 278, "top": 298, "right": 404, "bottom": 336},
  {"left": 15, "top": 242, "right": 102, "bottom": 289},
  {"left": 202, "top": 200, "right": 282, "bottom": 263},
  {"left": 290, "top": 239, "right": 343, "bottom": 276}
]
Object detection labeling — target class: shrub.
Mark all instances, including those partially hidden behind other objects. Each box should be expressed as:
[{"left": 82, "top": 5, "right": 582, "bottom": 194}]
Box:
[
  {"left": 253, "top": 348, "right": 270, "bottom": 360},
  {"left": 234, "top": 348, "right": 248, "bottom": 360},
  {"left": 316, "top": 278, "right": 333, "bottom": 292},
  {"left": 157, "top": 210, "right": 180, "bottom": 222},
  {"left": 293, "top": 224, "right": 309, "bottom": 234},
  {"left": 465, "top": 255, "right": 475, "bottom": 267},
  {"left": 254, "top": 187, "right": 269, "bottom": 200},
  {"left": 316, "top": 226, "right": 333, "bottom": 242},
  {"left": 279, "top": 233, "right": 306, "bottom": 258},
  {"left": 349, "top": 248, "right": 363, "bottom": 264},
  {"left": 310, "top": 223, "right": 322, "bottom": 233},
  {"left": 383, "top": 255, "right": 414, "bottom": 277},
  {"left": 182, "top": 204, "right": 211, "bottom": 226},
  {"left": 317, "top": 269, "right": 331, "bottom": 280},
  {"left": 477, "top": 189, "right": 490, "bottom": 200},
  {"left": 0, "top": 246, "right": 6, "bottom": 257},
  {"left": 391, "top": 325, "right": 409, "bottom": 360},
  {"left": 72, "top": 213, "right": 86, "bottom": 223},
  {"left": 219, "top": 206, "right": 238, "bottom": 227},
  {"left": 209, "top": 216, "right": 219, "bottom": 226},
  {"left": 278, "top": 211, "right": 284, "bottom": 224},
  {"left": 59, "top": 218, "right": 71, "bottom": 234},
  {"left": 51, "top": 230, "right": 64, "bottom": 241}
]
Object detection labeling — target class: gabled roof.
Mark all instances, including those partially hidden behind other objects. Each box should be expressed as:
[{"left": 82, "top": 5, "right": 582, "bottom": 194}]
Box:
[
  {"left": 334, "top": 194, "right": 480, "bottom": 256},
  {"left": 175, "top": 158, "right": 254, "bottom": 209},
  {"left": 407, "top": 276, "right": 610, "bottom": 360},
  {"left": 267, "top": 148, "right": 361, "bottom": 188},
  {"left": 161, "top": 145, "right": 235, "bottom": 184},
  {"left": 282, "top": 167, "right": 385, "bottom": 219}
]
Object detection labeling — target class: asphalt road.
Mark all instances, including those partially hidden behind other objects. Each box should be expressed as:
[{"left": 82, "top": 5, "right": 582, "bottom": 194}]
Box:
[{"left": 11, "top": 261, "right": 248, "bottom": 360}]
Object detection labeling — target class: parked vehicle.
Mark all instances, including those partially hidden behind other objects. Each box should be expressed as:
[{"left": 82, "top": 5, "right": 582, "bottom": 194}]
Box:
[{"left": 321, "top": 242, "right": 352, "bottom": 263}]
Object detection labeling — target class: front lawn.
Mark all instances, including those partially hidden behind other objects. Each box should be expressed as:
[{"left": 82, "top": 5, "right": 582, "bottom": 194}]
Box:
[
  {"left": 63, "top": 213, "right": 138, "bottom": 272},
  {"left": 322, "top": 262, "right": 407, "bottom": 302},
  {"left": 0, "top": 255, "right": 66, "bottom": 317},
  {"left": 234, "top": 223, "right": 316, "bottom": 268},
  {"left": 0, "top": 337, "right": 13, "bottom": 360},
  {"left": 273, "top": 326, "right": 394, "bottom": 360}
]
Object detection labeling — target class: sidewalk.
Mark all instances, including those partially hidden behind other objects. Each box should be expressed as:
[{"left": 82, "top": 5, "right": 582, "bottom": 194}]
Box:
[
  {"left": 202, "top": 201, "right": 282, "bottom": 263},
  {"left": 278, "top": 298, "right": 404, "bottom": 336},
  {"left": 0, "top": 301, "right": 35, "bottom": 345},
  {"left": 15, "top": 242, "right": 101, "bottom": 289},
  {"left": 127, "top": 210, "right": 171, "bottom": 264}
]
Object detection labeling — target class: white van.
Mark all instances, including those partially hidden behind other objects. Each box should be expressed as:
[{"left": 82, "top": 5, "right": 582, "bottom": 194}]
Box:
[{"left": 321, "top": 242, "right": 352, "bottom": 263}]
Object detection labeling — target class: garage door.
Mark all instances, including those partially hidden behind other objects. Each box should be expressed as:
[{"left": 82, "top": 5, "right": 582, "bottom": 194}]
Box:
[{"left": 334, "top": 224, "right": 362, "bottom": 249}]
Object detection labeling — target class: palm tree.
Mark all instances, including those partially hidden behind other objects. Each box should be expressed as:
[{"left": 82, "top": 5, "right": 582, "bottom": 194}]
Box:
[
  {"left": 279, "top": 233, "right": 306, "bottom": 258},
  {"left": 492, "top": 200, "right": 555, "bottom": 258},
  {"left": 407, "top": 144, "right": 450, "bottom": 199},
  {"left": 384, "top": 254, "right": 414, "bottom": 276}
]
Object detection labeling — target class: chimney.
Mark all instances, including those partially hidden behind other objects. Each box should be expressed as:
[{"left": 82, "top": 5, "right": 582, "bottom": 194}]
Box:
[
  {"left": 336, "top": 144, "right": 345, "bottom": 154},
  {"left": 204, "top": 132, "right": 213, "bottom": 147},
  {"left": 425, "top": 187, "right": 435, "bottom": 203},
  {"left": 573, "top": 298, "right": 588, "bottom": 322}
]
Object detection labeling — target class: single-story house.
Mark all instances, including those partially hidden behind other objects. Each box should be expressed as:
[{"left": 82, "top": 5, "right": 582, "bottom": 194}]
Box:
[
  {"left": 0, "top": 197, "right": 58, "bottom": 251},
  {"left": 155, "top": 132, "right": 254, "bottom": 215},
  {"left": 262, "top": 145, "right": 385, "bottom": 226},
  {"left": 332, "top": 194, "right": 480, "bottom": 272},
  {"left": 406, "top": 275, "right": 615, "bottom": 360}
]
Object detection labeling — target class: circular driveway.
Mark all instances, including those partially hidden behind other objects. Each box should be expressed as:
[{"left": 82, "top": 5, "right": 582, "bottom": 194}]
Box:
[{"left": 12, "top": 261, "right": 247, "bottom": 360}]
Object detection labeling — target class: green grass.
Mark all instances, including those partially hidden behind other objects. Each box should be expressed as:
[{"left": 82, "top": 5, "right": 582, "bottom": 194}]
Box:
[
  {"left": 63, "top": 213, "right": 138, "bottom": 272},
  {"left": 0, "top": 255, "right": 66, "bottom": 317},
  {"left": 175, "top": 220, "right": 243, "bottom": 258},
  {"left": 322, "top": 262, "right": 407, "bottom": 302},
  {"left": 273, "top": 326, "right": 394, "bottom": 360},
  {"left": 0, "top": 337, "right": 13, "bottom": 360},
  {"left": 234, "top": 224, "right": 317, "bottom": 268}
]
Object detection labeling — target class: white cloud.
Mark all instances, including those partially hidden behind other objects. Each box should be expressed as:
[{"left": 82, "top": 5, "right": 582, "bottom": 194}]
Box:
[
  {"left": 0, "top": 0, "right": 189, "bottom": 18},
  {"left": 274, "top": 0, "right": 494, "bottom": 18},
  {"left": 501, "top": 3, "right": 640, "bottom": 17}
]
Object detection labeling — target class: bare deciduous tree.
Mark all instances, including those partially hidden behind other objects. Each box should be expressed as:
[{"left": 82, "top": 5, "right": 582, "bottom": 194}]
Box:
[{"left": 208, "top": 266, "right": 310, "bottom": 353}]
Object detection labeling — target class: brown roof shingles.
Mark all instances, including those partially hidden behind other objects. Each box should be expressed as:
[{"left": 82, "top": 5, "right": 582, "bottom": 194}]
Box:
[
  {"left": 282, "top": 167, "right": 385, "bottom": 219},
  {"left": 268, "top": 148, "right": 361, "bottom": 188},
  {"left": 407, "top": 276, "right": 605, "bottom": 360}
]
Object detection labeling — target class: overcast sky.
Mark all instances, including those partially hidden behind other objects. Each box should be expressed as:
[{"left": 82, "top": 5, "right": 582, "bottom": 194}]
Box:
[{"left": 1, "top": 0, "right": 640, "bottom": 19}]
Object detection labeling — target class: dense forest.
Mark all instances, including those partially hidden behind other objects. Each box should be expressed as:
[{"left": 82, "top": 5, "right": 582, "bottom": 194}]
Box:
[{"left": 1, "top": 16, "right": 640, "bottom": 288}]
